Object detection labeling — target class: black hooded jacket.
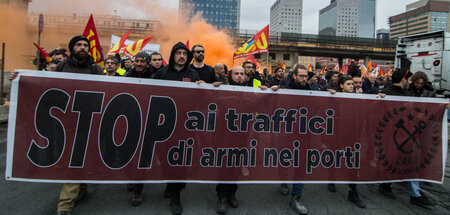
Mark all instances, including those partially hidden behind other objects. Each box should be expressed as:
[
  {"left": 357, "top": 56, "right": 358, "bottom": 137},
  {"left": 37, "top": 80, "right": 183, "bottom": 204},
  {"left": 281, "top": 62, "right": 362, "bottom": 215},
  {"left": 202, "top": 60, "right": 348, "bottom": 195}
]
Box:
[{"left": 157, "top": 42, "right": 200, "bottom": 82}]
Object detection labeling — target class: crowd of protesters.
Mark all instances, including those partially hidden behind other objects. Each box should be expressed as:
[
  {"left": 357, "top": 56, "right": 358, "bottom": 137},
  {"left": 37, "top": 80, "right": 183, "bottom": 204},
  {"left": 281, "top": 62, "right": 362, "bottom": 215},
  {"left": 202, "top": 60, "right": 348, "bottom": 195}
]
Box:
[{"left": 9, "top": 35, "right": 445, "bottom": 215}]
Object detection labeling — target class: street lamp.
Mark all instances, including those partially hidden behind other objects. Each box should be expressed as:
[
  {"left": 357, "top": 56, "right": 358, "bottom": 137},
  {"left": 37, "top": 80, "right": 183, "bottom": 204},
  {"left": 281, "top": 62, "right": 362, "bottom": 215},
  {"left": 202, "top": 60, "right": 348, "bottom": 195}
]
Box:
[{"left": 113, "top": 10, "right": 117, "bottom": 28}]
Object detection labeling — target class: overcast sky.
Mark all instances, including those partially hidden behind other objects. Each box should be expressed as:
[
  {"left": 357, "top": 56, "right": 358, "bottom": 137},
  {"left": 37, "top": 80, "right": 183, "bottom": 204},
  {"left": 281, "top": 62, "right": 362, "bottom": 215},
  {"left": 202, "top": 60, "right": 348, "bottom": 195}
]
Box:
[
  {"left": 162, "top": 0, "right": 418, "bottom": 33},
  {"left": 241, "top": 0, "right": 419, "bottom": 33},
  {"left": 30, "top": 0, "right": 420, "bottom": 33}
]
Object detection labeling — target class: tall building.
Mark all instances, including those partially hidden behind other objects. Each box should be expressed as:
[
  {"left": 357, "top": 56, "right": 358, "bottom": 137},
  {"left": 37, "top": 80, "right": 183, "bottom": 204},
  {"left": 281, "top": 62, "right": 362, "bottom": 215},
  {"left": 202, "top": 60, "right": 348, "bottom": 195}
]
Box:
[
  {"left": 178, "top": 0, "right": 241, "bottom": 29},
  {"left": 389, "top": 0, "right": 450, "bottom": 39},
  {"left": 318, "top": 0, "right": 376, "bottom": 38},
  {"left": 270, "top": 0, "right": 303, "bottom": 34}
]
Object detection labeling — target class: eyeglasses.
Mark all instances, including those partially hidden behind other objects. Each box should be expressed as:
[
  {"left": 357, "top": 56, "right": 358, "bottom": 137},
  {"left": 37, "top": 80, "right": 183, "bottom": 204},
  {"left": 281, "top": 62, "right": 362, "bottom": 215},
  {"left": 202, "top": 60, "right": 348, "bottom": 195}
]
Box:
[{"left": 194, "top": 50, "right": 205, "bottom": 54}]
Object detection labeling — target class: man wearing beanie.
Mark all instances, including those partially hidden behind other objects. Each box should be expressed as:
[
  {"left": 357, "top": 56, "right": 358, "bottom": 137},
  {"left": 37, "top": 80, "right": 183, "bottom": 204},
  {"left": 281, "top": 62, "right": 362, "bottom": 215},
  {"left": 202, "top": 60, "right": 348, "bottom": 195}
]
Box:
[
  {"left": 124, "top": 52, "right": 154, "bottom": 78},
  {"left": 56, "top": 35, "right": 103, "bottom": 215},
  {"left": 56, "top": 35, "right": 103, "bottom": 75},
  {"left": 122, "top": 51, "right": 154, "bottom": 207}
]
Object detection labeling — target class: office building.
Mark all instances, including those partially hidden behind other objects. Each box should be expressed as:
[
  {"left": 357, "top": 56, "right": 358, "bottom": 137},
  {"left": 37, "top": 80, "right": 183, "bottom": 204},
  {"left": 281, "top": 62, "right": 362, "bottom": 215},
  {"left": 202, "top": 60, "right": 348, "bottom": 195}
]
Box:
[
  {"left": 318, "top": 0, "right": 376, "bottom": 38},
  {"left": 270, "top": 0, "right": 303, "bottom": 34},
  {"left": 389, "top": 0, "right": 450, "bottom": 38}
]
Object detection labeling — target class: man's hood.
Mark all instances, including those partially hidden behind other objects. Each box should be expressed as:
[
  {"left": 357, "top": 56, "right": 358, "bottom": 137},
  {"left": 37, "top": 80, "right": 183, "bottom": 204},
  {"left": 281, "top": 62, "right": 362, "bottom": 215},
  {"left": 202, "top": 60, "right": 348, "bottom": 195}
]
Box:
[{"left": 169, "top": 42, "right": 193, "bottom": 69}]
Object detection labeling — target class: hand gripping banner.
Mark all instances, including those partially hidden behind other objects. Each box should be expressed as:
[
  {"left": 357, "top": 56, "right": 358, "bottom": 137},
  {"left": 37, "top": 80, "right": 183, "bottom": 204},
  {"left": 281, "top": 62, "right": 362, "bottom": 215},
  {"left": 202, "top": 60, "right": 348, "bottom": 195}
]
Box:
[{"left": 6, "top": 71, "right": 448, "bottom": 184}]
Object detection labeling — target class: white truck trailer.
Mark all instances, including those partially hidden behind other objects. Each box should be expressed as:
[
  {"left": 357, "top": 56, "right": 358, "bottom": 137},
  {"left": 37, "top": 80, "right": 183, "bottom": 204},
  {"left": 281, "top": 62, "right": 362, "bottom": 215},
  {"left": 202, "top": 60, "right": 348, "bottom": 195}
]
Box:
[{"left": 395, "top": 30, "right": 450, "bottom": 94}]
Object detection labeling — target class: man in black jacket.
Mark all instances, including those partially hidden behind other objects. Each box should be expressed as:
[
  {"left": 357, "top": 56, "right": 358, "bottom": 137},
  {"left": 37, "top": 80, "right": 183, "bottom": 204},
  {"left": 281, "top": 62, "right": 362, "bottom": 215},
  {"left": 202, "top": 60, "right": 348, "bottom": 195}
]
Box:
[
  {"left": 281, "top": 64, "right": 309, "bottom": 215},
  {"left": 189, "top": 44, "right": 216, "bottom": 83},
  {"left": 124, "top": 52, "right": 154, "bottom": 78},
  {"left": 156, "top": 42, "right": 201, "bottom": 83},
  {"left": 268, "top": 67, "right": 284, "bottom": 86},
  {"left": 149, "top": 52, "right": 164, "bottom": 74},
  {"left": 123, "top": 51, "right": 154, "bottom": 207},
  {"left": 56, "top": 35, "right": 102, "bottom": 215},
  {"left": 380, "top": 68, "right": 434, "bottom": 208},
  {"left": 156, "top": 42, "right": 201, "bottom": 215}
]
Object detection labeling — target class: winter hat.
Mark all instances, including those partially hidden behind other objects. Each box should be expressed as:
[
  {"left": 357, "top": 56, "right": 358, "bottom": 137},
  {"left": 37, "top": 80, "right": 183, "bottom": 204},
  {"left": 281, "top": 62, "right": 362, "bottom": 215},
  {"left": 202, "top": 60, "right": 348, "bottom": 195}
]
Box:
[
  {"left": 134, "top": 52, "right": 150, "bottom": 64},
  {"left": 69, "top": 35, "right": 90, "bottom": 52}
]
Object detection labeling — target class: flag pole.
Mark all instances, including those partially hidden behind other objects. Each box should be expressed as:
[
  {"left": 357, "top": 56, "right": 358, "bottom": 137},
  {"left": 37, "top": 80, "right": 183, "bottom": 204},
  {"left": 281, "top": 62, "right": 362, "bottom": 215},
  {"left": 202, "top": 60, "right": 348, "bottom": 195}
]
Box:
[{"left": 266, "top": 51, "right": 269, "bottom": 79}]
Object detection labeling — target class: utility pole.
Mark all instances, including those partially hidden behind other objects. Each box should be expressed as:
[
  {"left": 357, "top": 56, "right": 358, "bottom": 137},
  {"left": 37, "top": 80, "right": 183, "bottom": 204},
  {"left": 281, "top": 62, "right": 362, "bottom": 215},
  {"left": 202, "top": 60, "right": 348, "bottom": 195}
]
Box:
[{"left": 37, "top": 14, "right": 44, "bottom": 70}]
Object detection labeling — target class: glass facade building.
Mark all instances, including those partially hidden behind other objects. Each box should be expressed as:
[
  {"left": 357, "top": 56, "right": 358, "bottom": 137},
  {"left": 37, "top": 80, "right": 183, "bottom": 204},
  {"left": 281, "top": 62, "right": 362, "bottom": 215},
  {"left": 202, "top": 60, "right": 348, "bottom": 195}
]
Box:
[
  {"left": 179, "top": 0, "right": 241, "bottom": 29},
  {"left": 319, "top": 0, "right": 375, "bottom": 38}
]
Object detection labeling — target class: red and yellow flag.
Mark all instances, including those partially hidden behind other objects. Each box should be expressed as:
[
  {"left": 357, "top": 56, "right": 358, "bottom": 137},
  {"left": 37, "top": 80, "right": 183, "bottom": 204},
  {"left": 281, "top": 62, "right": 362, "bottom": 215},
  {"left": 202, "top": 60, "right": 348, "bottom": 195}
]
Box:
[
  {"left": 360, "top": 65, "right": 367, "bottom": 78},
  {"left": 186, "top": 40, "right": 190, "bottom": 50},
  {"left": 281, "top": 62, "right": 286, "bottom": 71},
  {"left": 333, "top": 64, "right": 339, "bottom": 71},
  {"left": 33, "top": 43, "right": 52, "bottom": 63},
  {"left": 387, "top": 68, "right": 393, "bottom": 74},
  {"left": 106, "top": 29, "right": 132, "bottom": 57},
  {"left": 120, "top": 36, "right": 153, "bottom": 59},
  {"left": 367, "top": 59, "right": 373, "bottom": 72},
  {"left": 307, "top": 64, "right": 312, "bottom": 72},
  {"left": 244, "top": 55, "right": 258, "bottom": 65},
  {"left": 234, "top": 25, "right": 269, "bottom": 59},
  {"left": 82, "top": 14, "right": 104, "bottom": 67}
]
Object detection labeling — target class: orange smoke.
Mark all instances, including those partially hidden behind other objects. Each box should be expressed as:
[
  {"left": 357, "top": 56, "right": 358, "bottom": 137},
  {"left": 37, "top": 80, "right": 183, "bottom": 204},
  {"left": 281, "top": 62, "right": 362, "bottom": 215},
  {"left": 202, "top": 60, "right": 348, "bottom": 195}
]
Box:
[
  {"left": 0, "top": 2, "right": 34, "bottom": 71},
  {"left": 153, "top": 14, "right": 235, "bottom": 67}
]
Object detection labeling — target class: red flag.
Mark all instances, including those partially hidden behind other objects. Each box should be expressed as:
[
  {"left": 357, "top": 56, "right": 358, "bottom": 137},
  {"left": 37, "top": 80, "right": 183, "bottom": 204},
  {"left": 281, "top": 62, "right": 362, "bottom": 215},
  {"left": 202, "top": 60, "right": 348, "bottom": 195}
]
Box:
[
  {"left": 82, "top": 14, "right": 104, "bottom": 67},
  {"left": 120, "top": 36, "right": 153, "bottom": 59},
  {"left": 162, "top": 55, "right": 168, "bottom": 66},
  {"left": 186, "top": 40, "right": 190, "bottom": 50},
  {"left": 33, "top": 43, "right": 52, "bottom": 63},
  {"left": 244, "top": 55, "right": 258, "bottom": 65},
  {"left": 281, "top": 62, "right": 286, "bottom": 70},
  {"left": 307, "top": 65, "right": 312, "bottom": 72},
  {"left": 234, "top": 25, "right": 269, "bottom": 59},
  {"left": 107, "top": 29, "right": 132, "bottom": 57}
]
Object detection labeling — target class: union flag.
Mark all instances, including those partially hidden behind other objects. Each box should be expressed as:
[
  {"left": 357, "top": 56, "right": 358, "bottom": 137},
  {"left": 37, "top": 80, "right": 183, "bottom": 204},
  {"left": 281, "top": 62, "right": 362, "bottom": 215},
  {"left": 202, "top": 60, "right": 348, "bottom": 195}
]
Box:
[
  {"left": 120, "top": 36, "right": 153, "bottom": 59},
  {"left": 234, "top": 25, "right": 269, "bottom": 59},
  {"left": 106, "top": 29, "right": 132, "bottom": 57},
  {"left": 82, "top": 14, "right": 104, "bottom": 67}
]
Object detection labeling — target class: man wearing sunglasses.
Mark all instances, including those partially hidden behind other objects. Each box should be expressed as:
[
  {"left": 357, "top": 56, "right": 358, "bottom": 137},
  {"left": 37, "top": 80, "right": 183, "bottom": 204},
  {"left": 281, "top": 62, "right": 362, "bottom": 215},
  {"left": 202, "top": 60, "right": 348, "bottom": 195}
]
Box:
[{"left": 190, "top": 45, "right": 217, "bottom": 84}]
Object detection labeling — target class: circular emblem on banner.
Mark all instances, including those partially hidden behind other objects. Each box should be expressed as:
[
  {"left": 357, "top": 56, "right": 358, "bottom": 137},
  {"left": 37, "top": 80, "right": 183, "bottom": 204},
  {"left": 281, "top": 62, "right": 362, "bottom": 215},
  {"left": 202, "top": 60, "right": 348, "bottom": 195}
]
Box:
[{"left": 374, "top": 107, "right": 440, "bottom": 174}]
